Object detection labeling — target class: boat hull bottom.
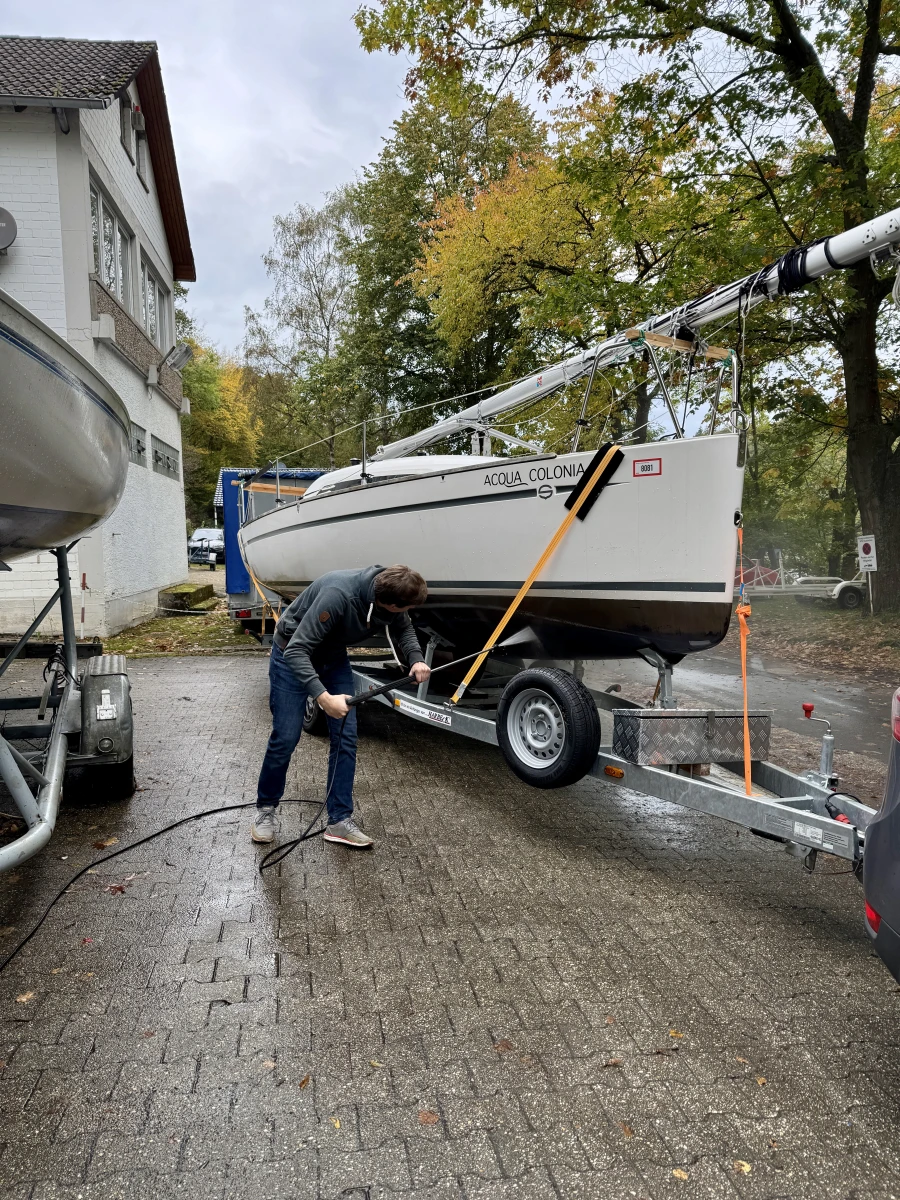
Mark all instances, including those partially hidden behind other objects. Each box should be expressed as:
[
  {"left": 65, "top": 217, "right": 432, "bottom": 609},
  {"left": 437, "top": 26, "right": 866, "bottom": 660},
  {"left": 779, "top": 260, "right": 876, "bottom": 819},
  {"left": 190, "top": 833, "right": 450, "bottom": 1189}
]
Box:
[
  {"left": 0, "top": 501, "right": 102, "bottom": 562},
  {"left": 262, "top": 582, "right": 733, "bottom": 661},
  {"left": 417, "top": 595, "right": 732, "bottom": 661}
]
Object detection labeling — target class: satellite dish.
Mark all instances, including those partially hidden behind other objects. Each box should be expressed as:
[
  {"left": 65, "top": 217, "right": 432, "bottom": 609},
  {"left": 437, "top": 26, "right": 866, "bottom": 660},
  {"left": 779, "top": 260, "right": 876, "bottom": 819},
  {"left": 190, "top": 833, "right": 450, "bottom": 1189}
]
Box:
[{"left": 0, "top": 207, "right": 17, "bottom": 252}]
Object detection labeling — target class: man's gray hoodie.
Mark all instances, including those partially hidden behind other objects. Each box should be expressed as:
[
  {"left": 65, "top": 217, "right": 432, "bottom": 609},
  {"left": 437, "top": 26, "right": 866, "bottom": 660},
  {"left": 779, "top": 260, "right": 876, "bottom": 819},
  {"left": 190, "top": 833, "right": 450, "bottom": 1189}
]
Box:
[{"left": 272, "top": 565, "right": 425, "bottom": 699}]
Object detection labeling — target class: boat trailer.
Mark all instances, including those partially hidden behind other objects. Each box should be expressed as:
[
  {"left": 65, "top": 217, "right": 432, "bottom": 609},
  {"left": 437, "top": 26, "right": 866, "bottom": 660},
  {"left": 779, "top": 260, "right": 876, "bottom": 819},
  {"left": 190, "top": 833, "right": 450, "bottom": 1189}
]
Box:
[
  {"left": 0, "top": 545, "right": 134, "bottom": 872},
  {"left": 346, "top": 646, "right": 875, "bottom": 876}
]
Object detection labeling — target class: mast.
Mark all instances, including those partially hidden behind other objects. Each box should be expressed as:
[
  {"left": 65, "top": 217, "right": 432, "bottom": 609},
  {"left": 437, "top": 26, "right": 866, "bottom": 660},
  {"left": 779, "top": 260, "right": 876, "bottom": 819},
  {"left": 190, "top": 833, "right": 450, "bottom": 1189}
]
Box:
[{"left": 374, "top": 205, "right": 900, "bottom": 461}]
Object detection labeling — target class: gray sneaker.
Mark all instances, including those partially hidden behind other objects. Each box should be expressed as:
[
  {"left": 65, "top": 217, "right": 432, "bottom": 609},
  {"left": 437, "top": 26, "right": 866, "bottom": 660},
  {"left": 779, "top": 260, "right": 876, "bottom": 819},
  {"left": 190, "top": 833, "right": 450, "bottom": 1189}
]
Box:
[
  {"left": 323, "top": 817, "right": 374, "bottom": 849},
  {"left": 251, "top": 805, "right": 279, "bottom": 844}
]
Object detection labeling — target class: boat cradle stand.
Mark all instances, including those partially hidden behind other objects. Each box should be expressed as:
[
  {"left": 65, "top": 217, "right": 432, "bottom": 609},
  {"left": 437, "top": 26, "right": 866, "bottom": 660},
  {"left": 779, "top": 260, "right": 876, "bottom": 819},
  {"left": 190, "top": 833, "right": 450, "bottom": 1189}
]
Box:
[
  {"left": 348, "top": 644, "right": 876, "bottom": 875},
  {"left": 0, "top": 546, "right": 135, "bottom": 872}
]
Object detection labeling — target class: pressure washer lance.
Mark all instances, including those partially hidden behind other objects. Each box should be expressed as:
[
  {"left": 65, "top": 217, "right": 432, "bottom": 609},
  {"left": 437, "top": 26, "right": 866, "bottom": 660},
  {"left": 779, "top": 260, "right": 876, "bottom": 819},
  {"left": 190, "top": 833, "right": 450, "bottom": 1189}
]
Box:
[
  {"left": 347, "top": 625, "right": 537, "bottom": 708},
  {"left": 257, "top": 626, "right": 537, "bottom": 873}
]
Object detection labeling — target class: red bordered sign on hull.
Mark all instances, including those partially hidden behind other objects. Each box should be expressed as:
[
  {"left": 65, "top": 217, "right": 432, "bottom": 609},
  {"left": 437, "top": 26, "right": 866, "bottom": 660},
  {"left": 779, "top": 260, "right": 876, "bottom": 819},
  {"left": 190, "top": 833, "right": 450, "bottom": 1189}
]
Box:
[{"left": 633, "top": 457, "right": 662, "bottom": 478}]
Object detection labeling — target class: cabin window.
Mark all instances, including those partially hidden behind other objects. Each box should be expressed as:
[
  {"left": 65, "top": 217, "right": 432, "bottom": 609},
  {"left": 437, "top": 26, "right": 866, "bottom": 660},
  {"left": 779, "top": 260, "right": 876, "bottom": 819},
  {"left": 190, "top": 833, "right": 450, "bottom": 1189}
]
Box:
[
  {"left": 129, "top": 423, "right": 147, "bottom": 467},
  {"left": 141, "top": 260, "right": 170, "bottom": 348},
  {"left": 136, "top": 132, "right": 149, "bottom": 189},
  {"left": 90, "top": 184, "right": 131, "bottom": 309},
  {"left": 151, "top": 435, "right": 180, "bottom": 480}
]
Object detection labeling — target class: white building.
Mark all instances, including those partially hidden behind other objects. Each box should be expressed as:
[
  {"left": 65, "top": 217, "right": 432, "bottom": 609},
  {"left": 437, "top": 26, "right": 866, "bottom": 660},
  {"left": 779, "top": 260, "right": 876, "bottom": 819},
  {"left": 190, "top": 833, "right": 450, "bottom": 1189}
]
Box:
[{"left": 0, "top": 36, "right": 194, "bottom": 637}]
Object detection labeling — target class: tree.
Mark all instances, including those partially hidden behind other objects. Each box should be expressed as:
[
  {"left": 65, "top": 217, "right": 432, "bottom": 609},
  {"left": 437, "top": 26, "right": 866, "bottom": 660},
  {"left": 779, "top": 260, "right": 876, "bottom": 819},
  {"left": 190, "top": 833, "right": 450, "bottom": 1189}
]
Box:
[
  {"left": 357, "top": 0, "right": 900, "bottom": 609},
  {"left": 181, "top": 347, "right": 260, "bottom": 524}
]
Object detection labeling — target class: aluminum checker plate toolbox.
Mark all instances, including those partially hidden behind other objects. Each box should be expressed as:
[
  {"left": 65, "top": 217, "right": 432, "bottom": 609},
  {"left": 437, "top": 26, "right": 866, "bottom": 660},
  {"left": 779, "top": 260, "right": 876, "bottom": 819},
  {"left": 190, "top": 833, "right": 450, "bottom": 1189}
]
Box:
[{"left": 612, "top": 709, "right": 772, "bottom": 766}]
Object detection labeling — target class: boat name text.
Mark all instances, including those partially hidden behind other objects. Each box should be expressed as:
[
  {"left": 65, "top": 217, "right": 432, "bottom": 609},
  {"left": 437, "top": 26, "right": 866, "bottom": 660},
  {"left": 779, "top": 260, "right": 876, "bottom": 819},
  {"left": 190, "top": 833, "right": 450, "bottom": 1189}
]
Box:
[{"left": 483, "top": 463, "right": 585, "bottom": 488}]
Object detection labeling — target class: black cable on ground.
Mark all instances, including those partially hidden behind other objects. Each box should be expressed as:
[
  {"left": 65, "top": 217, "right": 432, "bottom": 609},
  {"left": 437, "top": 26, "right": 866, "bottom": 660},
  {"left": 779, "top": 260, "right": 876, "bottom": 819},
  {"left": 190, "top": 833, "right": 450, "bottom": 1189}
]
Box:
[{"left": 0, "top": 797, "right": 319, "bottom": 977}]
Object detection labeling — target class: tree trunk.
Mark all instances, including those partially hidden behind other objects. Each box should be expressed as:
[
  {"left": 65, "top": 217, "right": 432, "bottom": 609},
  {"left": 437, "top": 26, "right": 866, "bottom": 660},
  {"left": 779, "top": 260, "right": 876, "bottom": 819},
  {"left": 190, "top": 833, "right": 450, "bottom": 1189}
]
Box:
[{"left": 840, "top": 266, "right": 900, "bottom": 611}]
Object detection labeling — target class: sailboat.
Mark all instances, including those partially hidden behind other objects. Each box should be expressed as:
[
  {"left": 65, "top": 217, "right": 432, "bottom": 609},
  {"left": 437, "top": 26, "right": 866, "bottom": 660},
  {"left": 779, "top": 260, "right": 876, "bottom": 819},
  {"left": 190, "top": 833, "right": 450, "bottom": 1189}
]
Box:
[
  {"left": 0, "top": 287, "right": 130, "bottom": 565},
  {"left": 239, "top": 208, "right": 900, "bottom": 661}
]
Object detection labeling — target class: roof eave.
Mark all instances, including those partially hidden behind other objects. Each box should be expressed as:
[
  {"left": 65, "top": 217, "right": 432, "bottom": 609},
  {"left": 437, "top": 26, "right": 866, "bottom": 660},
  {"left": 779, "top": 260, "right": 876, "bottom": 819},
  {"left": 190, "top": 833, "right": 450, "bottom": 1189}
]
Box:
[{"left": 0, "top": 94, "right": 114, "bottom": 109}]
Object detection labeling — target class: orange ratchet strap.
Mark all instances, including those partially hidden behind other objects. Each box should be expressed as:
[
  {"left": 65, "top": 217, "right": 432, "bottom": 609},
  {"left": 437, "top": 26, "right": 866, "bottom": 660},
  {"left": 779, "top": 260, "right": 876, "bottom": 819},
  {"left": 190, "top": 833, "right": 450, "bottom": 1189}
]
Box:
[{"left": 736, "top": 526, "right": 752, "bottom": 796}]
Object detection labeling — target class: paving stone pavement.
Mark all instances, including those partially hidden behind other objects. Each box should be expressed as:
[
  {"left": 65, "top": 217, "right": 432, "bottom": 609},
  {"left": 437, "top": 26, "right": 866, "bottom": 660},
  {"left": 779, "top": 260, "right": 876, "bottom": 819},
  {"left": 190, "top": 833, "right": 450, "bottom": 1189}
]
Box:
[{"left": 1, "top": 653, "right": 899, "bottom": 1200}]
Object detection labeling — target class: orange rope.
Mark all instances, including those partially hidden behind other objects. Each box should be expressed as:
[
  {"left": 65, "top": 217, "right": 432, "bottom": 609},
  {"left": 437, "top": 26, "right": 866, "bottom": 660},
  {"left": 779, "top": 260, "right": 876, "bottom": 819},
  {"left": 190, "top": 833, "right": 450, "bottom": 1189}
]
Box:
[
  {"left": 735, "top": 526, "right": 752, "bottom": 796},
  {"left": 451, "top": 444, "right": 621, "bottom": 704}
]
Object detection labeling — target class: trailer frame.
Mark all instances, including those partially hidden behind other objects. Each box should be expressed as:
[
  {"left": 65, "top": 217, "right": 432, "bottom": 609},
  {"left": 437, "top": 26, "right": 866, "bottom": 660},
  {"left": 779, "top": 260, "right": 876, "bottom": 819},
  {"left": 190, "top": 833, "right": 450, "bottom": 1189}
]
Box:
[
  {"left": 348, "top": 650, "right": 875, "bottom": 871},
  {"left": 0, "top": 545, "right": 134, "bottom": 872}
]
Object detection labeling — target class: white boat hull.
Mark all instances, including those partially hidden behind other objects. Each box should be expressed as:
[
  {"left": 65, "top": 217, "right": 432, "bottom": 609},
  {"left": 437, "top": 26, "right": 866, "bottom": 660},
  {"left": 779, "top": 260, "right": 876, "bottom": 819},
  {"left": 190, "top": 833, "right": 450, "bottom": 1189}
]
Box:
[
  {"left": 240, "top": 436, "right": 745, "bottom": 660},
  {"left": 0, "top": 289, "right": 130, "bottom": 563}
]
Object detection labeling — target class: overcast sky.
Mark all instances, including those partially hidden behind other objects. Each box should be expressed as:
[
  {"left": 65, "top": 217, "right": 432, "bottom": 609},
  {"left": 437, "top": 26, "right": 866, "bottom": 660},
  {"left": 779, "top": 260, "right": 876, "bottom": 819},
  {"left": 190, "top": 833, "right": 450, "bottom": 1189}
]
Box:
[{"left": 6, "top": 1, "right": 409, "bottom": 350}]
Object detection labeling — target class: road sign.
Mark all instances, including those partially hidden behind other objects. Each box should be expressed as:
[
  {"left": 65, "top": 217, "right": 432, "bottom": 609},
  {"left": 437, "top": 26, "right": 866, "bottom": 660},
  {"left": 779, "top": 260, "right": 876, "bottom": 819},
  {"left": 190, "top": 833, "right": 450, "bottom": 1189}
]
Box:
[{"left": 857, "top": 535, "right": 877, "bottom": 572}]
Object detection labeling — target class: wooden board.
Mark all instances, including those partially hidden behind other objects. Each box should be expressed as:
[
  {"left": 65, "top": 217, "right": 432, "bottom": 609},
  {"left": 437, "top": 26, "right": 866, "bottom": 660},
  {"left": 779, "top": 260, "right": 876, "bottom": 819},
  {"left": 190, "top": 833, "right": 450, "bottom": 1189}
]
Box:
[
  {"left": 230, "top": 480, "right": 308, "bottom": 497},
  {"left": 625, "top": 328, "right": 731, "bottom": 361}
]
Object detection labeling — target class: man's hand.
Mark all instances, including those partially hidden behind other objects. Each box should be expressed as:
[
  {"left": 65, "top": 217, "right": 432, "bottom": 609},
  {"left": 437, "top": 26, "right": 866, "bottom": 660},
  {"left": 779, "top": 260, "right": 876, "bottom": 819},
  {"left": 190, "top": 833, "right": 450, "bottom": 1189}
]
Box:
[
  {"left": 409, "top": 662, "right": 431, "bottom": 684},
  {"left": 317, "top": 691, "right": 352, "bottom": 719}
]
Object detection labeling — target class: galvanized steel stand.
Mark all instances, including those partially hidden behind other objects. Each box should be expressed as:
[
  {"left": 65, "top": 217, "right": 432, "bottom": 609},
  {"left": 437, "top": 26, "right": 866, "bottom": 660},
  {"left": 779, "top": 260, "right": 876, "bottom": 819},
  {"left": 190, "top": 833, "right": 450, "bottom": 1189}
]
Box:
[{"left": 0, "top": 546, "right": 79, "bottom": 871}]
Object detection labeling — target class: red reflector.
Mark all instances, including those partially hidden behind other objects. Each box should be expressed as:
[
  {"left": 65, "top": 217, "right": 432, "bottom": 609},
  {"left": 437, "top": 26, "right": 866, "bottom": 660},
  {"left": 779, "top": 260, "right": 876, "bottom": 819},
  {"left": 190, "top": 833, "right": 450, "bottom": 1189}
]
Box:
[
  {"left": 235, "top": 609, "right": 251, "bottom": 618},
  {"left": 865, "top": 901, "right": 882, "bottom": 933},
  {"left": 892, "top": 688, "right": 900, "bottom": 742}
]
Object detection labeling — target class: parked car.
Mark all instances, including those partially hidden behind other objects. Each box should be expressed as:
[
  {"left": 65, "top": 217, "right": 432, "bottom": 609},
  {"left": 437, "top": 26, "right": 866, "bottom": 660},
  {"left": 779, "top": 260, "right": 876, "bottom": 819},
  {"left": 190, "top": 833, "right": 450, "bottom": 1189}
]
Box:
[
  {"left": 188, "top": 527, "right": 225, "bottom": 563},
  {"left": 863, "top": 686, "right": 900, "bottom": 983},
  {"left": 791, "top": 574, "right": 868, "bottom": 609}
]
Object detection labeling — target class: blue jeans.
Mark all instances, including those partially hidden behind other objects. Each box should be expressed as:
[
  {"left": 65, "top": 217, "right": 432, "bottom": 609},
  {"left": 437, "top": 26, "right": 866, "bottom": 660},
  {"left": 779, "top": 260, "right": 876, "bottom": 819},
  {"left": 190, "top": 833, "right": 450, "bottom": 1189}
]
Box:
[{"left": 256, "top": 643, "right": 357, "bottom": 824}]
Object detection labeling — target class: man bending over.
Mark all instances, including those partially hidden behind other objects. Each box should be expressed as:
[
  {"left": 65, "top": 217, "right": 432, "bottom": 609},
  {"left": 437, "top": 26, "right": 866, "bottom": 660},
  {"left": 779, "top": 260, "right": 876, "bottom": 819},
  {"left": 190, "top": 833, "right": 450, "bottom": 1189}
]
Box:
[{"left": 252, "top": 564, "right": 430, "bottom": 848}]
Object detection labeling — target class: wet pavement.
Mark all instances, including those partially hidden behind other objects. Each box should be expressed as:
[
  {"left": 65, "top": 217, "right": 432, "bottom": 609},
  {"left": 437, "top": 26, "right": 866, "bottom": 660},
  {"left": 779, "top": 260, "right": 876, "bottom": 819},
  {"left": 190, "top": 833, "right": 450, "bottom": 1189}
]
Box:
[
  {"left": 1, "top": 653, "right": 899, "bottom": 1199},
  {"left": 584, "top": 652, "right": 893, "bottom": 763}
]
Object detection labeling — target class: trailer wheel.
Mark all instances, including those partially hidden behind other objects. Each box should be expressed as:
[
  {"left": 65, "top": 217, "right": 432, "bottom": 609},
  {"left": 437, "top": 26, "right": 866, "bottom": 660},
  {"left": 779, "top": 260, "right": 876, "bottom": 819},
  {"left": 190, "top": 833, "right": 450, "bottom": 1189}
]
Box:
[
  {"left": 497, "top": 668, "right": 600, "bottom": 789},
  {"left": 303, "top": 694, "right": 328, "bottom": 736},
  {"left": 838, "top": 587, "right": 863, "bottom": 610}
]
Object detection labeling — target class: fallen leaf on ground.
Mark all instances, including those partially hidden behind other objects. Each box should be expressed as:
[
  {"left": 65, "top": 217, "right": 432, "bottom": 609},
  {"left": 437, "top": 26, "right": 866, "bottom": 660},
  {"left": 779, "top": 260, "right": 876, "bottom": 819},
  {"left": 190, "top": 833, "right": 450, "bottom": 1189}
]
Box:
[
  {"left": 602, "top": 1058, "right": 624, "bottom": 1069},
  {"left": 50, "top": 967, "right": 65, "bottom": 975},
  {"left": 618, "top": 1121, "right": 634, "bottom": 1138},
  {"left": 15, "top": 992, "right": 34, "bottom": 1003},
  {"left": 519, "top": 1054, "right": 536, "bottom": 1065},
  {"left": 672, "top": 1168, "right": 689, "bottom": 1181},
  {"left": 298, "top": 1074, "right": 311, "bottom": 1090},
  {"left": 142, "top": 1031, "right": 156, "bottom": 1038},
  {"left": 80, "top": 938, "right": 93, "bottom": 945},
  {"left": 669, "top": 1030, "right": 684, "bottom": 1039},
  {"left": 79, "top": 972, "right": 94, "bottom": 980},
  {"left": 605, "top": 1016, "right": 616, "bottom": 1025},
  {"left": 755, "top": 1076, "right": 767, "bottom": 1087},
  {"left": 103, "top": 884, "right": 127, "bottom": 895},
  {"left": 86, "top": 869, "right": 98, "bottom": 875},
  {"left": 369, "top": 1059, "right": 385, "bottom": 1068},
  {"left": 418, "top": 1110, "right": 440, "bottom": 1125},
  {"left": 736, "top": 1056, "right": 749, "bottom": 1065},
  {"left": 493, "top": 1039, "right": 516, "bottom": 1053},
  {"left": 92, "top": 837, "right": 118, "bottom": 849},
  {"left": 734, "top": 1160, "right": 752, "bottom": 1174},
  {"left": 768, "top": 1138, "right": 778, "bottom": 1149},
  {"left": 329, "top": 1116, "right": 340, "bottom": 1130}
]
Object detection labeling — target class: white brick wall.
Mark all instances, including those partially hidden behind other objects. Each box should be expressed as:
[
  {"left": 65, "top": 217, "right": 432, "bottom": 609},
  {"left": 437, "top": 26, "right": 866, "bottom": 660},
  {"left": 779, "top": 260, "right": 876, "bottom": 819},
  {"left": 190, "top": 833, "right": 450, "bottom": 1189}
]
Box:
[
  {"left": 81, "top": 88, "right": 173, "bottom": 280},
  {"left": 0, "top": 107, "right": 66, "bottom": 334}
]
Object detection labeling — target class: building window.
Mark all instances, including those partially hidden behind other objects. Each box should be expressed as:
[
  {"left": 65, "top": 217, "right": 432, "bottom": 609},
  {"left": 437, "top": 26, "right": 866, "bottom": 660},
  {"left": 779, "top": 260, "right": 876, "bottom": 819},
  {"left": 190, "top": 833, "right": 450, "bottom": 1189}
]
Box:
[
  {"left": 90, "top": 184, "right": 131, "bottom": 308},
  {"left": 151, "top": 435, "right": 180, "bottom": 480},
  {"left": 129, "top": 423, "right": 147, "bottom": 466},
  {"left": 119, "top": 96, "right": 134, "bottom": 162},
  {"left": 141, "top": 260, "right": 170, "bottom": 348},
  {"left": 136, "top": 131, "right": 149, "bottom": 189}
]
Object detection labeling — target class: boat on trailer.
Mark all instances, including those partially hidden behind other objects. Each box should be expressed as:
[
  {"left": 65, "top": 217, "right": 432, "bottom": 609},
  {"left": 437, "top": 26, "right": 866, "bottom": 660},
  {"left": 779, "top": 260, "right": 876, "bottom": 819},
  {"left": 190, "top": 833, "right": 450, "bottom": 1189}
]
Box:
[
  {"left": 0, "top": 287, "right": 130, "bottom": 565},
  {"left": 239, "top": 207, "right": 900, "bottom": 664}
]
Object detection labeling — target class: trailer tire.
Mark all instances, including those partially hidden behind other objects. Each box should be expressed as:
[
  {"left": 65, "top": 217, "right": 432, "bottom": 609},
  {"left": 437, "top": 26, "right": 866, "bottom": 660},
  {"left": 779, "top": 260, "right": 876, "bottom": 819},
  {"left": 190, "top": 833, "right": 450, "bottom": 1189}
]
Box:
[
  {"left": 497, "top": 668, "right": 600, "bottom": 789},
  {"left": 838, "top": 587, "right": 863, "bottom": 610},
  {"left": 303, "top": 694, "right": 328, "bottom": 736}
]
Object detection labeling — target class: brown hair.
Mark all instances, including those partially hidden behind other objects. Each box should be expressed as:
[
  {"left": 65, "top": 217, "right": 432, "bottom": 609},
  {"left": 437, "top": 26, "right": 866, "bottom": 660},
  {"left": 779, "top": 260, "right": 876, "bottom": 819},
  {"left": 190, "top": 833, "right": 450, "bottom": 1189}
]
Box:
[{"left": 373, "top": 565, "right": 428, "bottom": 608}]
